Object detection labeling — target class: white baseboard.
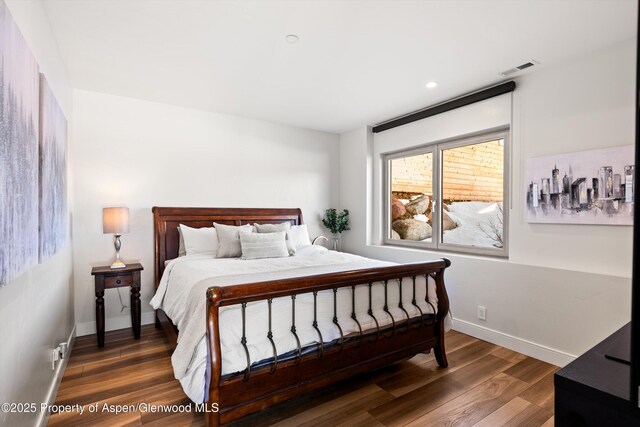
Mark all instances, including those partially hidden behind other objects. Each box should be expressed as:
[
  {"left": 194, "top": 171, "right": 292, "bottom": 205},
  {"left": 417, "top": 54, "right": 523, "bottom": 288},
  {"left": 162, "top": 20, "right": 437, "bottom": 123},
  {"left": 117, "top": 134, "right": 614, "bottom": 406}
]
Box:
[
  {"left": 37, "top": 325, "right": 76, "bottom": 427},
  {"left": 76, "top": 311, "right": 156, "bottom": 337},
  {"left": 452, "top": 318, "right": 576, "bottom": 367}
]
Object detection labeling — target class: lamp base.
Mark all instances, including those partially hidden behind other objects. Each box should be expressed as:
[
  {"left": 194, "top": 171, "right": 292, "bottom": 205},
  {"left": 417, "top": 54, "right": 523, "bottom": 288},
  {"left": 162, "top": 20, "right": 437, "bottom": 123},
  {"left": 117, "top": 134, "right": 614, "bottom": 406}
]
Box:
[{"left": 110, "top": 260, "right": 126, "bottom": 269}]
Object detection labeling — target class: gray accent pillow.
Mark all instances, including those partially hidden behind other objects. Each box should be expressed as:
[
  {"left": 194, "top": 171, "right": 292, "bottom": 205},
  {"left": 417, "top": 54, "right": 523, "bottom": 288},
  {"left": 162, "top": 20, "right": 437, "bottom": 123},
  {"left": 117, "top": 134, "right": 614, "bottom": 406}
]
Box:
[
  {"left": 254, "top": 222, "right": 295, "bottom": 254},
  {"left": 214, "top": 223, "right": 254, "bottom": 258},
  {"left": 254, "top": 222, "right": 291, "bottom": 233},
  {"left": 240, "top": 231, "right": 289, "bottom": 260}
]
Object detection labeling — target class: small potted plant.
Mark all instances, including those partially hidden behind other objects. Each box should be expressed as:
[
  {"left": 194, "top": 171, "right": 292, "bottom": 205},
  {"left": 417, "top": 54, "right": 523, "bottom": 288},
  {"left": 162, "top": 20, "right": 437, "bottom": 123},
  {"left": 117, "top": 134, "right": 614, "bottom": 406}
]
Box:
[{"left": 322, "top": 208, "right": 350, "bottom": 251}]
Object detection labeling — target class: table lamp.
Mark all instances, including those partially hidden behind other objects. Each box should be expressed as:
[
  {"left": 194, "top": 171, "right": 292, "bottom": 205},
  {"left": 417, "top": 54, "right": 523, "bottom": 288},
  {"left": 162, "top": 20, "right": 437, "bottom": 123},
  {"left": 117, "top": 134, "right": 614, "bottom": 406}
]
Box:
[{"left": 103, "top": 207, "right": 130, "bottom": 269}]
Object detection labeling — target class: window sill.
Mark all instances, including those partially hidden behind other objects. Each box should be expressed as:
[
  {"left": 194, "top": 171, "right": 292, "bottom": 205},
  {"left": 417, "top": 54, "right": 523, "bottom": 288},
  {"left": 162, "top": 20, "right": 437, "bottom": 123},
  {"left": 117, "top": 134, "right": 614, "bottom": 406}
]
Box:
[{"left": 379, "top": 239, "right": 509, "bottom": 259}]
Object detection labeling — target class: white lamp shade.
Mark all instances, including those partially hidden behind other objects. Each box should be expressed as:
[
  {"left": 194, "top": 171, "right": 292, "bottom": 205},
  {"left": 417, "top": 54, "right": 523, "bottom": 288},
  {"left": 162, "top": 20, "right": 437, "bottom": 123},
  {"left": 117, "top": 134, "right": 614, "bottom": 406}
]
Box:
[{"left": 103, "top": 207, "right": 130, "bottom": 234}]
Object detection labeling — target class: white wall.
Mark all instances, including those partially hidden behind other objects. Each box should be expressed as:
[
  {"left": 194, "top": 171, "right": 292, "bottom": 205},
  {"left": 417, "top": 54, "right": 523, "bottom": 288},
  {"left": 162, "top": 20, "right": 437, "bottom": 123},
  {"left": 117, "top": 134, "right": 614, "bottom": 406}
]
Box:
[
  {"left": 0, "top": 1, "right": 74, "bottom": 426},
  {"left": 72, "top": 90, "right": 340, "bottom": 335},
  {"left": 340, "top": 39, "right": 635, "bottom": 366}
]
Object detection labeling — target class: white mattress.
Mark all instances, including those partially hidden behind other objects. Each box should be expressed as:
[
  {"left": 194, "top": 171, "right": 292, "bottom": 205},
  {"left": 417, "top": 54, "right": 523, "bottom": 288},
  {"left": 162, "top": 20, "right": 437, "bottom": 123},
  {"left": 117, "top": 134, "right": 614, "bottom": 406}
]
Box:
[{"left": 150, "top": 246, "right": 444, "bottom": 403}]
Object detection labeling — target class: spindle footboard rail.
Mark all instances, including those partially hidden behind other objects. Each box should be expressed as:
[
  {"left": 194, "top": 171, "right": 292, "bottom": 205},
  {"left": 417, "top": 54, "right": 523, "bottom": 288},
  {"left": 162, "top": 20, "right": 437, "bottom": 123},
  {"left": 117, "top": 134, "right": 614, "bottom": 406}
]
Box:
[{"left": 204, "top": 259, "right": 450, "bottom": 426}]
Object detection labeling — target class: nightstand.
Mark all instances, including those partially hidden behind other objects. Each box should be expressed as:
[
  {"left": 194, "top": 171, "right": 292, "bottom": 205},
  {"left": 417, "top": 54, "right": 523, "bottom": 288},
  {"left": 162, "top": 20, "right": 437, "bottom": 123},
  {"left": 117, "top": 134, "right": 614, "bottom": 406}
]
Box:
[{"left": 91, "top": 263, "right": 143, "bottom": 347}]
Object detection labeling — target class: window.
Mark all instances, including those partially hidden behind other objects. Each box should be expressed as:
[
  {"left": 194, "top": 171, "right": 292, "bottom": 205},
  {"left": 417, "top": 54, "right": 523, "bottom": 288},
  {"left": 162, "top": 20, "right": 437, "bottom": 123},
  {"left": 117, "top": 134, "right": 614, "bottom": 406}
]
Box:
[{"left": 385, "top": 130, "right": 509, "bottom": 256}]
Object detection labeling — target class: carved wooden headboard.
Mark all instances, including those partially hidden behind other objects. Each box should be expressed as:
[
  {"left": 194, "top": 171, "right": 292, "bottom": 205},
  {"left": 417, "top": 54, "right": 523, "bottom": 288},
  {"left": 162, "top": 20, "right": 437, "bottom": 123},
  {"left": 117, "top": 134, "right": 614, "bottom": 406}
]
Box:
[{"left": 152, "top": 207, "right": 304, "bottom": 287}]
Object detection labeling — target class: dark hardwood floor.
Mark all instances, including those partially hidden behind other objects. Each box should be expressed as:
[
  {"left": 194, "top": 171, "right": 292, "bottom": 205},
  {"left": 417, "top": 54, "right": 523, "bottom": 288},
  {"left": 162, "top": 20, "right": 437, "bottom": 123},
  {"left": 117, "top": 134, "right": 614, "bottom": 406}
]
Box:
[{"left": 49, "top": 325, "right": 557, "bottom": 426}]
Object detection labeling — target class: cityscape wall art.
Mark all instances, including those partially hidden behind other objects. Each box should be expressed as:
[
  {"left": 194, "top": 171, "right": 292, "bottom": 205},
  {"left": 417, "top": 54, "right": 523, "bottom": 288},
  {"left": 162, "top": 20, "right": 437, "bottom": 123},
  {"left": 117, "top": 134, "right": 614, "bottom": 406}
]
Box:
[{"left": 525, "top": 145, "right": 634, "bottom": 225}]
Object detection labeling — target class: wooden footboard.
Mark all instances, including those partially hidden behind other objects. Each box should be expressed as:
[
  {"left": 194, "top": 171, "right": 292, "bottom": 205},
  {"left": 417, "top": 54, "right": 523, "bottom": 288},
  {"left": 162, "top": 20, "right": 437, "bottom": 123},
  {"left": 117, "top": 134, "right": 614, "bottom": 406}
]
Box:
[{"left": 204, "top": 259, "right": 450, "bottom": 426}]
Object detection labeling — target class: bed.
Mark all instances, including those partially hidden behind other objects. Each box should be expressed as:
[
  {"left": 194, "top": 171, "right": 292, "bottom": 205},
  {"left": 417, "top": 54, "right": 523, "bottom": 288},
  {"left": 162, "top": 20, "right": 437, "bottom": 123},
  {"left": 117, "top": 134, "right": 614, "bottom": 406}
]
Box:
[{"left": 151, "top": 207, "right": 451, "bottom": 426}]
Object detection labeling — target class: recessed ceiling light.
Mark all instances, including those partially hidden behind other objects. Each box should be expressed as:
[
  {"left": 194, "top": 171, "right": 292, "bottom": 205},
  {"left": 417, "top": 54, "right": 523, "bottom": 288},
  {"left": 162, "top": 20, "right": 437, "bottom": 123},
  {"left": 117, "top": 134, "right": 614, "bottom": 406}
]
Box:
[
  {"left": 425, "top": 81, "right": 438, "bottom": 89},
  {"left": 285, "top": 34, "right": 299, "bottom": 44}
]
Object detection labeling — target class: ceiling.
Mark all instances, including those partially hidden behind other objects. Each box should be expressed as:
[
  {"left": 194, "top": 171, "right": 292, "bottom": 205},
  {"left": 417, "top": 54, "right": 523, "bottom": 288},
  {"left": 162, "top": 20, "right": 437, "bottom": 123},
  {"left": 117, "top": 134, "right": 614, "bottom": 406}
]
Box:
[{"left": 43, "top": 0, "right": 636, "bottom": 134}]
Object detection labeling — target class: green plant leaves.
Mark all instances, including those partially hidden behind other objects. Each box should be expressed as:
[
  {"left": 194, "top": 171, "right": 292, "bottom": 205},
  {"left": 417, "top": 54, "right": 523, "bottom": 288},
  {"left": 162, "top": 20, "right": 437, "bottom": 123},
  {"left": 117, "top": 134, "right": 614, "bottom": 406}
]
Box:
[{"left": 322, "top": 208, "right": 350, "bottom": 234}]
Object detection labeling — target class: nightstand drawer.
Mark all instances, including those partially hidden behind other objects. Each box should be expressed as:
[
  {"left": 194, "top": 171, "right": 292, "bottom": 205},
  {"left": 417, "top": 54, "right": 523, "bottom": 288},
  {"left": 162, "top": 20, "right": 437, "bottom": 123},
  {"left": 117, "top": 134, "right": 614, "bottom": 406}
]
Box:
[{"left": 104, "top": 274, "right": 133, "bottom": 289}]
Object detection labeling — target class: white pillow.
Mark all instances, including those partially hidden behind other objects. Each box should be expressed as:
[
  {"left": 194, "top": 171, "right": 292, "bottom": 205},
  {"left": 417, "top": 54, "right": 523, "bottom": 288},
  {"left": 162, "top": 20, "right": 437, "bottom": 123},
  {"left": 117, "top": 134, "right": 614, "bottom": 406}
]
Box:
[
  {"left": 240, "top": 231, "right": 289, "bottom": 260},
  {"left": 214, "top": 223, "right": 254, "bottom": 258},
  {"left": 179, "top": 224, "right": 219, "bottom": 256},
  {"left": 177, "top": 227, "right": 186, "bottom": 257},
  {"left": 287, "top": 224, "right": 312, "bottom": 250}
]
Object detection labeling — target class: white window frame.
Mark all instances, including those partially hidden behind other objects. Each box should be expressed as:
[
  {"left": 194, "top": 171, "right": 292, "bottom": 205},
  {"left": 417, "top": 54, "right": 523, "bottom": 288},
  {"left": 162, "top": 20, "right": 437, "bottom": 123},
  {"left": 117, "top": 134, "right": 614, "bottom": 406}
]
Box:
[{"left": 383, "top": 129, "right": 510, "bottom": 258}]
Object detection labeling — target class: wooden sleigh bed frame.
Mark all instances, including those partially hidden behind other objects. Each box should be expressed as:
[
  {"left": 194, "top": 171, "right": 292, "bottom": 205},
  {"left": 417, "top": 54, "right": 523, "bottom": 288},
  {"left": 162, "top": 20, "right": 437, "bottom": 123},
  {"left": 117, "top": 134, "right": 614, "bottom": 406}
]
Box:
[{"left": 153, "top": 207, "right": 451, "bottom": 426}]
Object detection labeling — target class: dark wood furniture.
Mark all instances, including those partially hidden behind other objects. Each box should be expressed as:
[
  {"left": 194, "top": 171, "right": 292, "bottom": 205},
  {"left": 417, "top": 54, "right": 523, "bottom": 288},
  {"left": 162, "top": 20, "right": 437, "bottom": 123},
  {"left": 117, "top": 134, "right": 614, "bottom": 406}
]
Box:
[
  {"left": 555, "top": 323, "right": 640, "bottom": 426},
  {"left": 152, "top": 207, "right": 451, "bottom": 427},
  {"left": 91, "top": 263, "right": 143, "bottom": 348}
]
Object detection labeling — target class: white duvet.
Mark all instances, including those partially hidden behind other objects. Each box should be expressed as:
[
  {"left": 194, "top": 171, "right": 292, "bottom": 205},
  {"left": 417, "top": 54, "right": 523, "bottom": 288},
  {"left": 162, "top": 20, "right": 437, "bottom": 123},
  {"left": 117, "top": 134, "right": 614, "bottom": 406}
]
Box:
[{"left": 150, "top": 246, "right": 443, "bottom": 403}]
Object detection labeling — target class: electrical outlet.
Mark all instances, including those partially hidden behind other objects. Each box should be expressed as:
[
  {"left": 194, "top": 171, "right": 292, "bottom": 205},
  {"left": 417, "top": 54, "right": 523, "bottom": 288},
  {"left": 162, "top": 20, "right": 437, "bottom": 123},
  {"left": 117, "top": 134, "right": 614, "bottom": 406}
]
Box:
[
  {"left": 59, "top": 342, "right": 68, "bottom": 359},
  {"left": 477, "top": 305, "right": 487, "bottom": 321},
  {"left": 51, "top": 348, "right": 60, "bottom": 370}
]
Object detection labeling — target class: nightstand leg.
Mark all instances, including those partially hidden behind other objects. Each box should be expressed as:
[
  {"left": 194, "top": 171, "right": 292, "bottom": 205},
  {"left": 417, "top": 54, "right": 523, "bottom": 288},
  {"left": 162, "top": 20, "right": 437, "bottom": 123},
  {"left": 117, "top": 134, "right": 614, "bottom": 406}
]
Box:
[
  {"left": 131, "top": 286, "right": 141, "bottom": 339},
  {"left": 96, "top": 290, "right": 105, "bottom": 348}
]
